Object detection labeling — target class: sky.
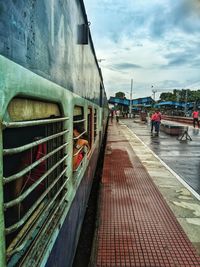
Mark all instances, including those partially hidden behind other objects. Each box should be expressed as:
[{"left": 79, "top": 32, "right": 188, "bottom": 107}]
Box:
[{"left": 83, "top": 0, "right": 200, "bottom": 100}]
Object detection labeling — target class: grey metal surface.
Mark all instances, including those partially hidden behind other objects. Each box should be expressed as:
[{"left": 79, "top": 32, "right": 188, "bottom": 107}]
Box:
[{"left": 122, "top": 118, "right": 200, "bottom": 194}]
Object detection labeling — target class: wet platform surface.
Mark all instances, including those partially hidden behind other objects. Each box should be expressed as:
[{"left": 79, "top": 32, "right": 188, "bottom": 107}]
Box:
[
  {"left": 123, "top": 118, "right": 200, "bottom": 195},
  {"left": 91, "top": 120, "right": 200, "bottom": 267}
]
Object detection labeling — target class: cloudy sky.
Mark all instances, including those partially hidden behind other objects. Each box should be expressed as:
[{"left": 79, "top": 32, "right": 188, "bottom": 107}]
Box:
[{"left": 84, "top": 0, "right": 200, "bottom": 100}]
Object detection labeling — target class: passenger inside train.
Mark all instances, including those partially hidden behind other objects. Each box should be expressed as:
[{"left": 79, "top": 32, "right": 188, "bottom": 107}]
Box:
[
  {"left": 14, "top": 137, "right": 47, "bottom": 215},
  {"left": 73, "top": 126, "right": 90, "bottom": 171},
  {"left": 3, "top": 132, "right": 47, "bottom": 247}
]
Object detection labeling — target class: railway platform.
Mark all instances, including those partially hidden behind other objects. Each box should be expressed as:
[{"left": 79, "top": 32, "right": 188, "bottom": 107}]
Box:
[{"left": 90, "top": 119, "right": 200, "bottom": 267}]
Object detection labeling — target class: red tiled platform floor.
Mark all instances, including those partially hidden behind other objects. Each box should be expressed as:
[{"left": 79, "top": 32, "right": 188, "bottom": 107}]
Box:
[{"left": 93, "top": 122, "right": 200, "bottom": 267}]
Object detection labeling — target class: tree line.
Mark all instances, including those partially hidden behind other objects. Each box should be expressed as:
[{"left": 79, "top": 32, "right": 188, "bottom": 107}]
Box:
[
  {"left": 115, "top": 90, "right": 200, "bottom": 103},
  {"left": 158, "top": 89, "right": 200, "bottom": 103}
]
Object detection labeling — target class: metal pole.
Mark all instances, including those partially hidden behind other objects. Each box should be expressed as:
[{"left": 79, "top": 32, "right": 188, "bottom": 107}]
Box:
[
  {"left": 184, "top": 89, "right": 188, "bottom": 116},
  {"left": 152, "top": 86, "right": 154, "bottom": 101},
  {"left": 129, "top": 78, "right": 133, "bottom": 117}
]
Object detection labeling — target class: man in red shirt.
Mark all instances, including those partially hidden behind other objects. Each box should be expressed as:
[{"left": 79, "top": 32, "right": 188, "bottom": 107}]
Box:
[
  {"left": 154, "top": 110, "right": 162, "bottom": 135},
  {"left": 150, "top": 112, "right": 156, "bottom": 133},
  {"left": 192, "top": 110, "right": 199, "bottom": 128}
]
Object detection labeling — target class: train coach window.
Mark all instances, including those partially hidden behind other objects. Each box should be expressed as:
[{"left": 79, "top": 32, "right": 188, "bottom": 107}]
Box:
[
  {"left": 94, "top": 109, "right": 97, "bottom": 141},
  {"left": 87, "top": 107, "right": 93, "bottom": 147},
  {"left": 2, "top": 98, "right": 69, "bottom": 265},
  {"left": 73, "top": 106, "right": 89, "bottom": 172},
  {"left": 73, "top": 106, "right": 85, "bottom": 131}
]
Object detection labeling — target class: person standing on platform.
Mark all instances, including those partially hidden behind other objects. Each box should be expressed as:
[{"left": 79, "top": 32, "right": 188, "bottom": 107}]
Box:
[
  {"left": 150, "top": 111, "right": 156, "bottom": 133},
  {"left": 192, "top": 109, "right": 199, "bottom": 128},
  {"left": 154, "top": 110, "right": 162, "bottom": 135},
  {"left": 116, "top": 110, "right": 120, "bottom": 123}
]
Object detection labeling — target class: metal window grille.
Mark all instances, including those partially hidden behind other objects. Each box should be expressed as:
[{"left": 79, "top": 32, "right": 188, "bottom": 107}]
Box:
[
  {"left": 73, "top": 118, "right": 86, "bottom": 173},
  {"left": 2, "top": 117, "right": 69, "bottom": 264},
  {"left": 94, "top": 109, "right": 97, "bottom": 140},
  {"left": 87, "top": 108, "right": 92, "bottom": 146}
]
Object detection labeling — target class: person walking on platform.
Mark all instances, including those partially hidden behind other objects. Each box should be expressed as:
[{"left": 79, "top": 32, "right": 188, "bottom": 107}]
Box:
[
  {"left": 116, "top": 110, "right": 120, "bottom": 123},
  {"left": 192, "top": 109, "right": 199, "bottom": 128},
  {"left": 154, "top": 110, "right": 162, "bottom": 135}
]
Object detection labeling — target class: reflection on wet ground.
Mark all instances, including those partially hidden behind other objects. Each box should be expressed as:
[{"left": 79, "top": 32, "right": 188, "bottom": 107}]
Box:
[{"left": 122, "top": 119, "right": 200, "bottom": 194}]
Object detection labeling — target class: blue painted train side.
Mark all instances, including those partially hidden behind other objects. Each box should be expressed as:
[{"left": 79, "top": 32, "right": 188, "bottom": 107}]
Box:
[
  {"left": 0, "top": 0, "right": 103, "bottom": 105},
  {"left": 0, "top": 0, "right": 108, "bottom": 266},
  {"left": 46, "top": 147, "right": 100, "bottom": 267}
]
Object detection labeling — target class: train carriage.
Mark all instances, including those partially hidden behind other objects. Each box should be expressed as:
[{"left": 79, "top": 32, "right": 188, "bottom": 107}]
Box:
[{"left": 0, "top": 1, "right": 108, "bottom": 266}]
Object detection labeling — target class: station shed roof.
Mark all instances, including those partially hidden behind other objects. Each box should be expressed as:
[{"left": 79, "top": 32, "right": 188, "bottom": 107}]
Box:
[
  {"left": 108, "top": 96, "right": 154, "bottom": 106},
  {"left": 154, "top": 101, "right": 194, "bottom": 108}
]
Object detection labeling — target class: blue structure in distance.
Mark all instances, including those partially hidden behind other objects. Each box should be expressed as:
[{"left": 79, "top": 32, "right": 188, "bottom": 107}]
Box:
[
  {"left": 108, "top": 96, "right": 154, "bottom": 107},
  {"left": 154, "top": 101, "right": 194, "bottom": 109},
  {"left": 109, "top": 97, "right": 194, "bottom": 110}
]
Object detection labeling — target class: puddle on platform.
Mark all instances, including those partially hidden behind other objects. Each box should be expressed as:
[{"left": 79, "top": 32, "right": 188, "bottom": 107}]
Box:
[
  {"left": 176, "top": 188, "right": 191, "bottom": 196},
  {"left": 159, "top": 185, "right": 175, "bottom": 188},
  {"left": 178, "top": 196, "right": 193, "bottom": 200},
  {"left": 186, "top": 218, "right": 200, "bottom": 226},
  {"left": 173, "top": 201, "right": 200, "bottom": 216}
]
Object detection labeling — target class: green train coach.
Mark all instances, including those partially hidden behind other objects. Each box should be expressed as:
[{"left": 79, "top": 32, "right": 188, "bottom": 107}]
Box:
[{"left": 0, "top": 0, "right": 108, "bottom": 266}]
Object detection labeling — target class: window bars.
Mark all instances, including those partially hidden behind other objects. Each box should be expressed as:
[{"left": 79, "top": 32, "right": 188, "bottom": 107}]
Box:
[{"left": 2, "top": 117, "right": 69, "bottom": 263}]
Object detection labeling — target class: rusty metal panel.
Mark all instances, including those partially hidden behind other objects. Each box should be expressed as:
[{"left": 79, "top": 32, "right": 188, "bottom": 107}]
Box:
[{"left": 7, "top": 98, "right": 61, "bottom": 121}]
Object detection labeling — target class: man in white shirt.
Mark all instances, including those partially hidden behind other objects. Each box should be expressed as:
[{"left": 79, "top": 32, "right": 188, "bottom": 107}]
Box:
[{"left": 116, "top": 110, "right": 120, "bottom": 122}]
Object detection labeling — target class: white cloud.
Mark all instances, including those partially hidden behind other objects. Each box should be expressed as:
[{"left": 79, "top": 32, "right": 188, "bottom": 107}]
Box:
[{"left": 84, "top": 0, "right": 200, "bottom": 99}]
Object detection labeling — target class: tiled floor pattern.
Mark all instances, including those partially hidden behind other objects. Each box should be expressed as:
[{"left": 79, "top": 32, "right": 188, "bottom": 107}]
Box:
[{"left": 94, "top": 123, "right": 200, "bottom": 267}]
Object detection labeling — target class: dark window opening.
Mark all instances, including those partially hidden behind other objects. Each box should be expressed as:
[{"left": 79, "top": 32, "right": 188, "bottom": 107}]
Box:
[
  {"left": 3, "top": 117, "right": 68, "bottom": 265},
  {"left": 94, "top": 109, "right": 97, "bottom": 141},
  {"left": 100, "top": 84, "right": 103, "bottom": 107},
  {"left": 73, "top": 106, "right": 89, "bottom": 172},
  {"left": 87, "top": 108, "right": 93, "bottom": 147}
]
